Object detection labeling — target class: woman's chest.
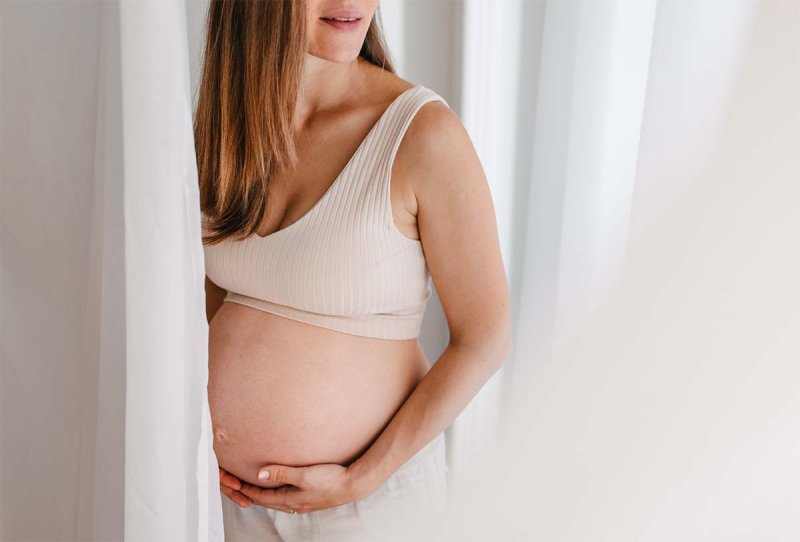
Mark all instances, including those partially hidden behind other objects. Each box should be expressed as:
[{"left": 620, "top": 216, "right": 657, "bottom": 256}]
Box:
[{"left": 203, "top": 221, "right": 431, "bottom": 318}]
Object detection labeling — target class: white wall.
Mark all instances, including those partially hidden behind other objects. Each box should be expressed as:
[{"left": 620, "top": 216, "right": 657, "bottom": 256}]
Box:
[{"left": 1, "top": 2, "right": 126, "bottom": 541}]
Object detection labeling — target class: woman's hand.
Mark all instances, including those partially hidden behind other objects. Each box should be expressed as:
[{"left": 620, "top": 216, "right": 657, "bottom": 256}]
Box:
[
  {"left": 236, "top": 462, "right": 366, "bottom": 514},
  {"left": 219, "top": 467, "right": 253, "bottom": 508},
  {"left": 219, "top": 466, "right": 293, "bottom": 508}
]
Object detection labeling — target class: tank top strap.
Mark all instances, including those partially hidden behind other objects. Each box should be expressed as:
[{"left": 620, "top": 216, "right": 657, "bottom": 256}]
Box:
[
  {"left": 373, "top": 85, "right": 450, "bottom": 238},
  {"left": 382, "top": 85, "right": 450, "bottom": 167}
]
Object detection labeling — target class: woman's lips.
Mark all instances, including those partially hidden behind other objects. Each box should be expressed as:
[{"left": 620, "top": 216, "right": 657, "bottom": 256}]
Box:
[{"left": 320, "top": 17, "right": 362, "bottom": 32}]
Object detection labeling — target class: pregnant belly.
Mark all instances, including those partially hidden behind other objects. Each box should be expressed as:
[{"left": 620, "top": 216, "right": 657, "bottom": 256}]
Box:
[{"left": 208, "top": 300, "right": 430, "bottom": 488}]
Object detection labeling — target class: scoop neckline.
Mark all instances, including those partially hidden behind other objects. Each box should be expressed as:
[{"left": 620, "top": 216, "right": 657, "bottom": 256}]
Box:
[{"left": 252, "top": 84, "right": 422, "bottom": 241}]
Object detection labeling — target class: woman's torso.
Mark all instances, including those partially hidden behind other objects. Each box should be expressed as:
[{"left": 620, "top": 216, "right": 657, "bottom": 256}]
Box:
[{"left": 205, "top": 78, "right": 448, "bottom": 487}]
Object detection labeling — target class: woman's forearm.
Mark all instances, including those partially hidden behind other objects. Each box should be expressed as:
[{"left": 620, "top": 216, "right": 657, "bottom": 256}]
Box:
[{"left": 345, "top": 336, "right": 510, "bottom": 497}]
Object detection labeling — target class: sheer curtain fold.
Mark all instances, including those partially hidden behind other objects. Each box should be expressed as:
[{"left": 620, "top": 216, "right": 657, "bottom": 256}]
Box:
[
  {"left": 119, "top": 0, "right": 222, "bottom": 540},
  {"left": 80, "top": 2, "right": 127, "bottom": 540}
]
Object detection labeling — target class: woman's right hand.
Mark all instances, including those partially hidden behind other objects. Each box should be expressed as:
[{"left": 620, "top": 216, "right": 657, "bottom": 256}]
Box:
[{"left": 219, "top": 467, "right": 253, "bottom": 508}]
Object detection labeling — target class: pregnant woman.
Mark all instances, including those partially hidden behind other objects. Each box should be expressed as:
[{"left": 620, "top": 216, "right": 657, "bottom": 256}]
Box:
[{"left": 197, "top": 1, "right": 511, "bottom": 540}]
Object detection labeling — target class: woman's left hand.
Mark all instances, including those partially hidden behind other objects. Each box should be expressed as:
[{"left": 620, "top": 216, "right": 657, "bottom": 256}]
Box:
[{"left": 237, "top": 462, "right": 366, "bottom": 514}]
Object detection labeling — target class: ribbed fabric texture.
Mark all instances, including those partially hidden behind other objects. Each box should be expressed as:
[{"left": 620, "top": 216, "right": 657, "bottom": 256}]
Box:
[{"left": 202, "top": 85, "right": 449, "bottom": 340}]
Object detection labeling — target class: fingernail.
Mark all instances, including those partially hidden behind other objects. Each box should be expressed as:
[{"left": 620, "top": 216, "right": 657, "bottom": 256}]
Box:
[{"left": 258, "top": 470, "right": 270, "bottom": 480}]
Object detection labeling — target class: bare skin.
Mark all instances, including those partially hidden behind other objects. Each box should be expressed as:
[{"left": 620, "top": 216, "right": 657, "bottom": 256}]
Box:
[
  {"left": 207, "top": 295, "right": 430, "bottom": 482},
  {"left": 208, "top": 0, "right": 512, "bottom": 515}
]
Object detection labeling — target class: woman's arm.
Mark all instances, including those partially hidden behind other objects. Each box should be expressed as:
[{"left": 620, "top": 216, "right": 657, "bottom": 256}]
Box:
[
  {"left": 346, "top": 100, "right": 513, "bottom": 496},
  {"left": 205, "top": 275, "right": 227, "bottom": 324}
]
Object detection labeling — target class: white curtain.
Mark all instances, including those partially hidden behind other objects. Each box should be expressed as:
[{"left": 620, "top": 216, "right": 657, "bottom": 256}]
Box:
[
  {"left": 3, "top": 0, "right": 798, "bottom": 540},
  {"left": 119, "top": 1, "right": 222, "bottom": 540}
]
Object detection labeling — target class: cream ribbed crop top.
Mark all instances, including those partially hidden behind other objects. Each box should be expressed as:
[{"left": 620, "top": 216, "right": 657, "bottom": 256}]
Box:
[{"left": 202, "top": 85, "right": 449, "bottom": 340}]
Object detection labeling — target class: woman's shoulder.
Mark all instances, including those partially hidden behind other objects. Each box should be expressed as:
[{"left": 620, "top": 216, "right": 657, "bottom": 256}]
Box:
[
  {"left": 396, "top": 87, "right": 463, "bottom": 158},
  {"left": 360, "top": 63, "right": 465, "bottom": 164},
  {"left": 364, "top": 72, "right": 457, "bottom": 134},
  {"left": 392, "top": 87, "right": 476, "bottom": 192}
]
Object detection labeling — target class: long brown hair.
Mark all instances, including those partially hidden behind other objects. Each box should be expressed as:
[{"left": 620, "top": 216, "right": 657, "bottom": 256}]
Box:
[{"left": 195, "top": 0, "right": 396, "bottom": 245}]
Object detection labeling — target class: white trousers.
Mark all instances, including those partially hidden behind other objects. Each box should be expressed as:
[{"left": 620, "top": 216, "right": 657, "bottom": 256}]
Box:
[{"left": 220, "top": 431, "right": 449, "bottom": 541}]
